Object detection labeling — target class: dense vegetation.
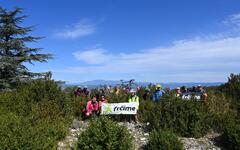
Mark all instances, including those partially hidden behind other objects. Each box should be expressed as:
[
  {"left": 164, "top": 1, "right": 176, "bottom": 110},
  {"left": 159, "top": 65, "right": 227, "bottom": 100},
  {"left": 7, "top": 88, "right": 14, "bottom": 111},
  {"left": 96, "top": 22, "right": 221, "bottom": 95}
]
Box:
[
  {"left": 0, "top": 79, "right": 70, "bottom": 149},
  {"left": 146, "top": 129, "right": 183, "bottom": 150},
  {"left": 0, "top": 74, "right": 239, "bottom": 149},
  {"left": 140, "top": 97, "right": 212, "bottom": 138},
  {"left": 76, "top": 117, "right": 133, "bottom": 150},
  {"left": 218, "top": 74, "right": 240, "bottom": 149}
]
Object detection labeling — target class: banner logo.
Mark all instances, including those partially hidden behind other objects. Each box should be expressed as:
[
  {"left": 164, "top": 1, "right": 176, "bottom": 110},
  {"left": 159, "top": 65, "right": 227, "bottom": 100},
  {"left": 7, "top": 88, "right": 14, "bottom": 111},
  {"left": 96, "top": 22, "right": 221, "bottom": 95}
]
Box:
[{"left": 101, "top": 102, "right": 138, "bottom": 115}]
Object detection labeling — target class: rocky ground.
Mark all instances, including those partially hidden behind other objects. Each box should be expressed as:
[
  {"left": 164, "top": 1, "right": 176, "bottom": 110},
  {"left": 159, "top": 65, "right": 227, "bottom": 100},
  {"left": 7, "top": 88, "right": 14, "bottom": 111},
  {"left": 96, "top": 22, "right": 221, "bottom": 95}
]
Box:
[
  {"left": 179, "top": 132, "right": 222, "bottom": 150},
  {"left": 118, "top": 122, "right": 150, "bottom": 150},
  {"left": 57, "top": 119, "right": 88, "bottom": 150},
  {"left": 57, "top": 119, "right": 223, "bottom": 150}
]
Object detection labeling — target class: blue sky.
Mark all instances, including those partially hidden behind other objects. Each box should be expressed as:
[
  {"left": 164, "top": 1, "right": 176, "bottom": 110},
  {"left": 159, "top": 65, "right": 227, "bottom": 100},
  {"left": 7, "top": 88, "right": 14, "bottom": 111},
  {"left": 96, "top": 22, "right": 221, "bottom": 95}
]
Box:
[{"left": 1, "top": 0, "right": 240, "bottom": 83}]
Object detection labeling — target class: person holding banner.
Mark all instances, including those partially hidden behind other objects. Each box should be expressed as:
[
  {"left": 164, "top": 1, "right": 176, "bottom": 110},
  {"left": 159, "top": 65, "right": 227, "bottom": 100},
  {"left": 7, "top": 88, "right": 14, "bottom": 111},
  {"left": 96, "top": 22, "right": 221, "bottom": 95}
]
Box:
[
  {"left": 128, "top": 89, "right": 139, "bottom": 123},
  {"left": 99, "top": 95, "right": 108, "bottom": 111},
  {"left": 86, "top": 96, "right": 100, "bottom": 117}
]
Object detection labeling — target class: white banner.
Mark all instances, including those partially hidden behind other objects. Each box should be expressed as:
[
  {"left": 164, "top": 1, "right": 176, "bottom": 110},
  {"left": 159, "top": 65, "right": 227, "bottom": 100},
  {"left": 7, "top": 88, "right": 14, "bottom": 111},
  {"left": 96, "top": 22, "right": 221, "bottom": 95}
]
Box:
[
  {"left": 101, "top": 102, "right": 138, "bottom": 115},
  {"left": 182, "top": 92, "right": 202, "bottom": 100}
]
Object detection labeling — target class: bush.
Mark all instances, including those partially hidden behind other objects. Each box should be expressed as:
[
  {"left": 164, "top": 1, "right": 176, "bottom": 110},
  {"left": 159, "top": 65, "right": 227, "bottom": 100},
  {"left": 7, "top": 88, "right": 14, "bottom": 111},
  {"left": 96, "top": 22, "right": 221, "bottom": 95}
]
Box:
[
  {"left": 219, "top": 73, "right": 240, "bottom": 118},
  {"left": 76, "top": 117, "right": 133, "bottom": 150},
  {"left": 205, "top": 89, "right": 231, "bottom": 115},
  {"left": 0, "top": 79, "right": 71, "bottom": 149},
  {"left": 221, "top": 120, "right": 240, "bottom": 150},
  {"left": 145, "top": 94, "right": 212, "bottom": 138},
  {"left": 146, "top": 129, "right": 183, "bottom": 150},
  {"left": 138, "top": 100, "right": 155, "bottom": 122},
  {"left": 0, "top": 109, "right": 68, "bottom": 149},
  {"left": 108, "top": 92, "right": 129, "bottom": 103},
  {"left": 206, "top": 77, "right": 240, "bottom": 150}
]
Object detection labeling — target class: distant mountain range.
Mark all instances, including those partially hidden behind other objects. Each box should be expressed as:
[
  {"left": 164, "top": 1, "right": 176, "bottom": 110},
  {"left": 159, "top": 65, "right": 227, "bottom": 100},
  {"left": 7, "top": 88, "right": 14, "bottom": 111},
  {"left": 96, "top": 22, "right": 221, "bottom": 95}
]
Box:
[{"left": 65, "top": 80, "right": 224, "bottom": 89}]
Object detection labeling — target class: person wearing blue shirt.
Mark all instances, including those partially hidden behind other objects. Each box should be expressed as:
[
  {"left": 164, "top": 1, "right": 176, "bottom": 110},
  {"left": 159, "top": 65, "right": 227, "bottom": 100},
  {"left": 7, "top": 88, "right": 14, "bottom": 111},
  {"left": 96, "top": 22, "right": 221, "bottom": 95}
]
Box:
[{"left": 153, "top": 84, "right": 165, "bottom": 101}]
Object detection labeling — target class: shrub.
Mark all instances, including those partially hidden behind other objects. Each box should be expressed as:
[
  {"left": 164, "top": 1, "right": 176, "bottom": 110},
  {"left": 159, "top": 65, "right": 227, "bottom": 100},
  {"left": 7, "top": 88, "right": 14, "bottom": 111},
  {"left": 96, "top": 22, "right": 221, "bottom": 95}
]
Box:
[
  {"left": 0, "top": 79, "right": 70, "bottom": 149},
  {"left": 205, "top": 89, "right": 231, "bottom": 115},
  {"left": 76, "top": 117, "right": 133, "bottom": 150},
  {"left": 63, "top": 86, "right": 90, "bottom": 119},
  {"left": 146, "top": 129, "right": 183, "bottom": 150},
  {"left": 138, "top": 100, "right": 155, "bottom": 122},
  {"left": 146, "top": 95, "right": 212, "bottom": 138},
  {"left": 108, "top": 92, "right": 129, "bottom": 103},
  {"left": 0, "top": 109, "right": 68, "bottom": 149},
  {"left": 0, "top": 79, "right": 69, "bottom": 118},
  {"left": 221, "top": 119, "right": 240, "bottom": 150},
  {"left": 219, "top": 73, "right": 240, "bottom": 118}
]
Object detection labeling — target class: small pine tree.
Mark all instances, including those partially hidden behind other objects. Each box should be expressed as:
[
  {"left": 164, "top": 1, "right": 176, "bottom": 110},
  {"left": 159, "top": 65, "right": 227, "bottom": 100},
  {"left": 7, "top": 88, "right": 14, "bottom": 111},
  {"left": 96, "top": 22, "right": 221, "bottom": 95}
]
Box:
[
  {"left": 0, "top": 7, "right": 52, "bottom": 90},
  {"left": 220, "top": 73, "right": 240, "bottom": 117}
]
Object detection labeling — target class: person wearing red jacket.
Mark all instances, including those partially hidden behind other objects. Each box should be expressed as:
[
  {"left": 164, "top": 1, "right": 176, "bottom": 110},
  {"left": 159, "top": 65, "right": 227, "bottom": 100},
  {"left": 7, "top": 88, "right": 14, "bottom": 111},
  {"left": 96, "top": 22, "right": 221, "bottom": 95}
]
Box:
[{"left": 86, "top": 96, "right": 99, "bottom": 117}]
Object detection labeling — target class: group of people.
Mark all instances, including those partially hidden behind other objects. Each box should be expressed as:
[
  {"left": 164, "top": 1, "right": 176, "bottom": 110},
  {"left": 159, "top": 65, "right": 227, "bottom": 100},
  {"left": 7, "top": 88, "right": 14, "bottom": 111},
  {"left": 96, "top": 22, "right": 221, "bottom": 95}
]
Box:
[
  {"left": 74, "top": 84, "right": 208, "bottom": 121},
  {"left": 174, "top": 85, "right": 208, "bottom": 100},
  {"left": 74, "top": 86, "right": 90, "bottom": 97},
  {"left": 83, "top": 94, "right": 108, "bottom": 117},
  {"left": 78, "top": 88, "right": 140, "bottom": 122},
  {"left": 142, "top": 84, "right": 166, "bottom": 101}
]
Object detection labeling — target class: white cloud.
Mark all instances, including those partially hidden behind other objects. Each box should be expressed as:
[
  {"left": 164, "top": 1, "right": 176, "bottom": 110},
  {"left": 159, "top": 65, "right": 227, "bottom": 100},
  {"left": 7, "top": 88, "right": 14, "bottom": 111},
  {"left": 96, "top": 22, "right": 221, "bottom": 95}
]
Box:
[
  {"left": 58, "top": 36, "right": 240, "bottom": 82},
  {"left": 54, "top": 19, "right": 95, "bottom": 39},
  {"left": 73, "top": 48, "right": 114, "bottom": 64},
  {"left": 223, "top": 13, "right": 240, "bottom": 28}
]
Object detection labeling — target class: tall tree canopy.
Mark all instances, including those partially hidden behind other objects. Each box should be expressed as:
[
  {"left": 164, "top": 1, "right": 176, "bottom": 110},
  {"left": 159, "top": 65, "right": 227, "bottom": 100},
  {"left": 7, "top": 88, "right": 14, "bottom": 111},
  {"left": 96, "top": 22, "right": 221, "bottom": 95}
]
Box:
[{"left": 0, "top": 7, "right": 52, "bottom": 90}]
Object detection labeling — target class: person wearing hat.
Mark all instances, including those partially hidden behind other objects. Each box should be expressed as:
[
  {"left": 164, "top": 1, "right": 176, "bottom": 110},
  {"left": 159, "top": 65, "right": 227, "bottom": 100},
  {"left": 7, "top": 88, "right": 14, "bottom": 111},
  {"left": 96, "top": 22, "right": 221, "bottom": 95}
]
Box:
[
  {"left": 175, "top": 87, "right": 182, "bottom": 98},
  {"left": 129, "top": 89, "right": 139, "bottom": 105},
  {"left": 152, "top": 84, "right": 165, "bottom": 101},
  {"left": 128, "top": 89, "right": 140, "bottom": 123}
]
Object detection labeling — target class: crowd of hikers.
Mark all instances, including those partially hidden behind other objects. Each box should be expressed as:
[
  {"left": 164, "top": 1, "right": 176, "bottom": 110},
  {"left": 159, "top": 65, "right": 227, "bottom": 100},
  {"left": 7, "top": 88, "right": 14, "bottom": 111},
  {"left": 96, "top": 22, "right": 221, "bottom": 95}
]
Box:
[
  {"left": 174, "top": 85, "right": 208, "bottom": 100},
  {"left": 74, "top": 83, "right": 208, "bottom": 122}
]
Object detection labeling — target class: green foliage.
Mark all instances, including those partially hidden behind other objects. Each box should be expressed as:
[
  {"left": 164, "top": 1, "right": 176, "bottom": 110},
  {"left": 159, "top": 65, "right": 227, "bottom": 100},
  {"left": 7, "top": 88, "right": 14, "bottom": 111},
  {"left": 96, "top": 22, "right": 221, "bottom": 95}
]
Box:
[
  {"left": 205, "top": 88, "right": 230, "bottom": 115},
  {"left": 0, "top": 111, "right": 67, "bottom": 149},
  {"left": 138, "top": 100, "right": 155, "bottom": 122},
  {"left": 108, "top": 92, "right": 129, "bottom": 103},
  {"left": 216, "top": 73, "right": 240, "bottom": 149},
  {"left": 219, "top": 73, "right": 240, "bottom": 118},
  {"left": 0, "top": 7, "right": 52, "bottom": 90},
  {"left": 146, "top": 129, "right": 183, "bottom": 150},
  {"left": 221, "top": 73, "right": 240, "bottom": 100},
  {"left": 0, "top": 79, "right": 70, "bottom": 149},
  {"left": 144, "top": 94, "right": 212, "bottom": 138},
  {"left": 68, "top": 96, "right": 88, "bottom": 119},
  {"left": 222, "top": 120, "right": 240, "bottom": 150},
  {"left": 76, "top": 117, "right": 133, "bottom": 150},
  {"left": 63, "top": 86, "right": 89, "bottom": 119},
  {"left": 204, "top": 87, "right": 238, "bottom": 132},
  {"left": 210, "top": 111, "right": 237, "bottom": 133},
  {"left": 0, "top": 72, "right": 239, "bottom": 149}
]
